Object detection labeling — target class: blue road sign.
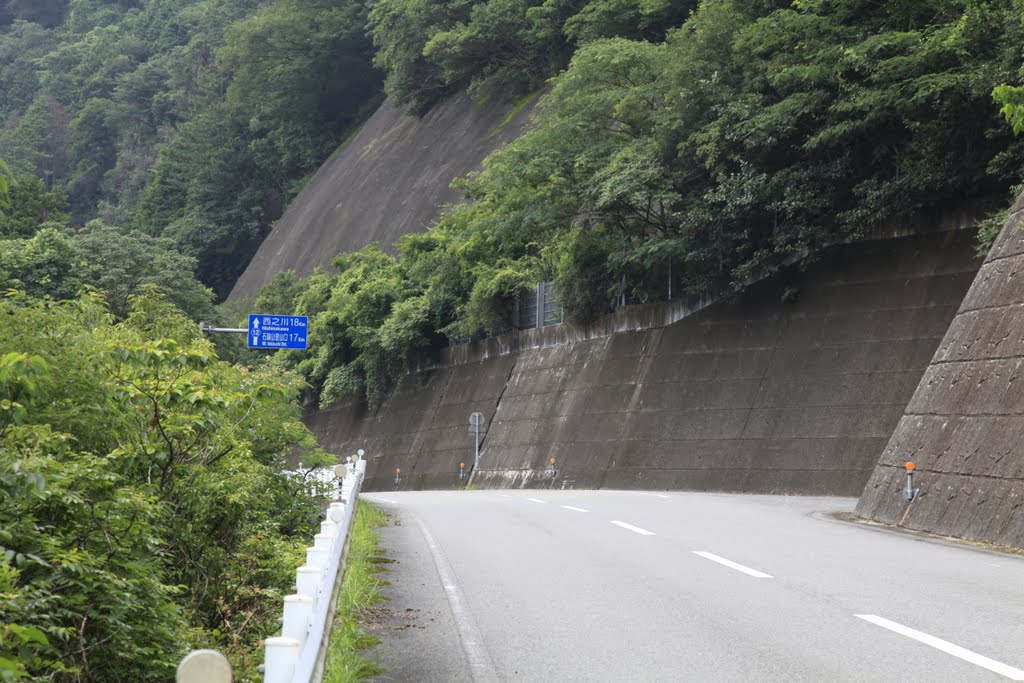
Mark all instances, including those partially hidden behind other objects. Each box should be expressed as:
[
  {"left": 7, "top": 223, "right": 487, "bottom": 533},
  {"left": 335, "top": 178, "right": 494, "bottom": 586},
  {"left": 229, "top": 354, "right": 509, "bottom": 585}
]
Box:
[{"left": 248, "top": 314, "right": 308, "bottom": 350}]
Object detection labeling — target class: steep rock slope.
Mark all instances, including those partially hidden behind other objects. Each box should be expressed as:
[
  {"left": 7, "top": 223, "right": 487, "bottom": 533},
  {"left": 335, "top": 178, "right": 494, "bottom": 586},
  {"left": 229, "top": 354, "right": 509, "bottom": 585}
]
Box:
[
  {"left": 229, "top": 93, "right": 537, "bottom": 299},
  {"left": 857, "top": 199, "right": 1024, "bottom": 547},
  {"left": 310, "top": 224, "right": 981, "bottom": 494}
]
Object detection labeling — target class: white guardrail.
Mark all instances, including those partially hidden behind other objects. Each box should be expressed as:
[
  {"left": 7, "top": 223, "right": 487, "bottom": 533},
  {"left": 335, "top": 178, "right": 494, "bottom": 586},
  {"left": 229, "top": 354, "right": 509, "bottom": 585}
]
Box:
[{"left": 176, "top": 459, "right": 367, "bottom": 683}]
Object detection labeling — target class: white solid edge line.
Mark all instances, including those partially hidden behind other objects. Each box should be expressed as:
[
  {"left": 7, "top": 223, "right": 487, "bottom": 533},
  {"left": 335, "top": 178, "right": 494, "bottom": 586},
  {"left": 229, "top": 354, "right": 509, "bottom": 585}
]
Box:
[
  {"left": 655, "top": 494, "right": 671, "bottom": 499},
  {"left": 693, "top": 551, "right": 772, "bottom": 578},
  {"left": 417, "top": 519, "right": 500, "bottom": 682},
  {"left": 365, "top": 496, "right": 399, "bottom": 504},
  {"left": 560, "top": 505, "right": 589, "bottom": 513},
  {"left": 527, "top": 498, "right": 546, "bottom": 503},
  {"left": 610, "top": 520, "right": 656, "bottom": 536},
  {"left": 855, "top": 615, "right": 1024, "bottom": 681}
]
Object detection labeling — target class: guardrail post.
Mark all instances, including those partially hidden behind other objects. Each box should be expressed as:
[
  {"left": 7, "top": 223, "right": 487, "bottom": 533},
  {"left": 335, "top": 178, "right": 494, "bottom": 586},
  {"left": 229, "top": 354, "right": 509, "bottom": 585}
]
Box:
[
  {"left": 296, "top": 565, "right": 324, "bottom": 608},
  {"left": 263, "top": 636, "right": 300, "bottom": 683},
  {"left": 313, "top": 532, "right": 335, "bottom": 549},
  {"left": 320, "top": 519, "right": 339, "bottom": 537},
  {"left": 282, "top": 594, "right": 314, "bottom": 646},
  {"left": 306, "top": 546, "right": 329, "bottom": 569},
  {"left": 328, "top": 502, "right": 346, "bottom": 523}
]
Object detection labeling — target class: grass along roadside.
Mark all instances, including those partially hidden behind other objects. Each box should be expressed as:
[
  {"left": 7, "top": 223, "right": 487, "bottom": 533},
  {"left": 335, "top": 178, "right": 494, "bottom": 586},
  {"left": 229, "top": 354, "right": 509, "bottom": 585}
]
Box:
[{"left": 322, "top": 501, "right": 390, "bottom": 682}]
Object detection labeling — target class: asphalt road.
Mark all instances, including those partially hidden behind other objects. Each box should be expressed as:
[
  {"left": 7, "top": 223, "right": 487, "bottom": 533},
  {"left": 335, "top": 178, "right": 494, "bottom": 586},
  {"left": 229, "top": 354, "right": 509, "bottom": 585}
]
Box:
[{"left": 360, "top": 490, "right": 1024, "bottom": 682}]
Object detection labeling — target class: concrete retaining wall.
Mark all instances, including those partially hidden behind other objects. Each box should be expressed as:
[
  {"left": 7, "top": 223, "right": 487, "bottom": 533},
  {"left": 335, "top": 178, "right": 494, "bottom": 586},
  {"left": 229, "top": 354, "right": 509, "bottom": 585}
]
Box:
[
  {"left": 312, "top": 228, "right": 981, "bottom": 495},
  {"left": 856, "top": 200, "right": 1024, "bottom": 547},
  {"left": 229, "top": 93, "right": 537, "bottom": 300},
  {"left": 305, "top": 356, "right": 515, "bottom": 492}
]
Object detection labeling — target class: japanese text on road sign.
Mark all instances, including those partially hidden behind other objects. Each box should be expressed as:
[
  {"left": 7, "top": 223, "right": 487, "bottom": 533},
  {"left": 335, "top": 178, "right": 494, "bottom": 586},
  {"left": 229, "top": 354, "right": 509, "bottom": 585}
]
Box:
[{"left": 248, "top": 314, "right": 308, "bottom": 350}]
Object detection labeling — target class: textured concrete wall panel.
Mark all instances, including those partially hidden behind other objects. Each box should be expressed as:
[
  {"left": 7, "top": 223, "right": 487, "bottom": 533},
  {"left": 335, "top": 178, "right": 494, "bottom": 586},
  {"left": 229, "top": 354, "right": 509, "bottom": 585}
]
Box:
[
  {"left": 230, "top": 93, "right": 537, "bottom": 299},
  {"left": 856, "top": 203, "right": 1024, "bottom": 548}
]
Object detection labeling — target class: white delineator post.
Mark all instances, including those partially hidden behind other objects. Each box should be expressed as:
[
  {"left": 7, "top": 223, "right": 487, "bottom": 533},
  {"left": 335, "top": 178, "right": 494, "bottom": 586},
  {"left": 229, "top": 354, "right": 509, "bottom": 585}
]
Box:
[
  {"left": 305, "top": 546, "right": 329, "bottom": 569},
  {"left": 177, "top": 650, "right": 233, "bottom": 683}
]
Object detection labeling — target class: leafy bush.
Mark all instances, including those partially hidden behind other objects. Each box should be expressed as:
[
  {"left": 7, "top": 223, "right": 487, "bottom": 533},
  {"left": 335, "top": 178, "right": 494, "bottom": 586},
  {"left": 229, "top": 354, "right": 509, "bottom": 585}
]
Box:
[{"left": 0, "top": 291, "right": 331, "bottom": 681}]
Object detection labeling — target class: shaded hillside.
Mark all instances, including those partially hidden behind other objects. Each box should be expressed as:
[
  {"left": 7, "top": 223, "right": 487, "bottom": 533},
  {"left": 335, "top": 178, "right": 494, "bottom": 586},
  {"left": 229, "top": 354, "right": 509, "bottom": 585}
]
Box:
[
  {"left": 305, "top": 220, "right": 981, "bottom": 497},
  {"left": 857, "top": 196, "right": 1024, "bottom": 548},
  {"left": 229, "top": 92, "right": 537, "bottom": 299}
]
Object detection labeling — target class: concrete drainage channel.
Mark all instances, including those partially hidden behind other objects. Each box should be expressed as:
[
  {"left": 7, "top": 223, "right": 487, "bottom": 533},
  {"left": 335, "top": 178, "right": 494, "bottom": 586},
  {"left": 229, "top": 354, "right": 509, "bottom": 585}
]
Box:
[{"left": 176, "top": 460, "right": 367, "bottom": 683}]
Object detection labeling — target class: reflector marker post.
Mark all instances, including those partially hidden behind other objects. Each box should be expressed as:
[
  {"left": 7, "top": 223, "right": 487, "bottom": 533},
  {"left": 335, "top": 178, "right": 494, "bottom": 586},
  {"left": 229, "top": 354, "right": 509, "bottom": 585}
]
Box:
[{"left": 903, "top": 461, "right": 918, "bottom": 502}]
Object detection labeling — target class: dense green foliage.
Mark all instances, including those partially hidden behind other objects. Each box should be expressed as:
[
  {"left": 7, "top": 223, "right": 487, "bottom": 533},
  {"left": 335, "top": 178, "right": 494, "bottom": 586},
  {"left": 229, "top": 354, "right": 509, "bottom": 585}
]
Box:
[
  {"left": 0, "top": 170, "right": 217, "bottom": 321},
  {"left": 261, "top": 0, "right": 1024, "bottom": 408},
  {"left": 0, "top": 290, "right": 331, "bottom": 681},
  {"left": 368, "top": 0, "right": 697, "bottom": 112},
  {"left": 0, "top": 157, "right": 325, "bottom": 680},
  {"left": 0, "top": 0, "right": 382, "bottom": 297}
]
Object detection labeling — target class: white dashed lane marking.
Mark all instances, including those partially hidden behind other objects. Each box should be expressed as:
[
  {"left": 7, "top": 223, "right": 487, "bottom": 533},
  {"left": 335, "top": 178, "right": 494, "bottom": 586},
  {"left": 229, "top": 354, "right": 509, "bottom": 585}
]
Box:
[
  {"left": 693, "top": 551, "right": 772, "bottom": 578},
  {"left": 855, "top": 615, "right": 1024, "bottom": 680},
  {"left": 610, "top": 521, "right": 656, "bottom": 536}
]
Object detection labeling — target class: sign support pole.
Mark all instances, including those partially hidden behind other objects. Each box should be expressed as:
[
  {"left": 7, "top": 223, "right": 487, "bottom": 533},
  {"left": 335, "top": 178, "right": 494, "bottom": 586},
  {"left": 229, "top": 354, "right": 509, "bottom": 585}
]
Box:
[{"left": 474, "top": 421, "right": 480, "bottom": 470}]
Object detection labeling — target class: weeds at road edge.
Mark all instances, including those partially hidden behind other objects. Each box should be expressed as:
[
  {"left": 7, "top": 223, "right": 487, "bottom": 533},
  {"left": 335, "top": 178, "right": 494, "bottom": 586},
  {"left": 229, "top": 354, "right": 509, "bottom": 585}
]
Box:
[{"left": 322, "top": 501, "right": 389, "bottom": 682}]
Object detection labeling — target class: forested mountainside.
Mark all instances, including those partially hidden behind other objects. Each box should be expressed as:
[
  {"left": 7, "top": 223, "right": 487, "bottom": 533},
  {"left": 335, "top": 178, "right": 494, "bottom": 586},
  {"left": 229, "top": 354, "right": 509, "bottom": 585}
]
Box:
[
  {"left": 0, "top": 0, "right": 381, "bottom": 297},
  {"left": 256, "top": 0, "right": 1024, "bottom": 411}
]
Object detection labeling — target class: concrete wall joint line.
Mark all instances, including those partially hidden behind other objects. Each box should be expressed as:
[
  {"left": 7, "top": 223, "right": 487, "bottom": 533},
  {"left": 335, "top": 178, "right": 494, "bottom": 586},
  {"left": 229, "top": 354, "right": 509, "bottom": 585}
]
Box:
[
  {"left": 737, "top": 326, "right": 782, "bottom": 441},
  {"left": 928, "top": 355, "right": 1024, "bottom": 366},
  {"left": 955, "top": 300, "right": 1024, "bottom": 314},
  {"left": 469, "top": 356, "right": 520, "bottom": 479},
  {"left": 874, "top": 463, "right": 1024, "bottom": 483},
  {"left": 607, "top": 467, "right": 874, "bottom": 474},
  {"left": 906, "top": 409, "right": 1024, "bottom": 417}
]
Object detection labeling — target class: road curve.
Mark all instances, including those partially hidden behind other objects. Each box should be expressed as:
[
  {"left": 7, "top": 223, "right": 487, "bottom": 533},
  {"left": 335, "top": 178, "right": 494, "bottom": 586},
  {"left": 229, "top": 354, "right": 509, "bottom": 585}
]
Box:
[{"left": 361, "top": 491, "right": 1024, "bottom": 682}]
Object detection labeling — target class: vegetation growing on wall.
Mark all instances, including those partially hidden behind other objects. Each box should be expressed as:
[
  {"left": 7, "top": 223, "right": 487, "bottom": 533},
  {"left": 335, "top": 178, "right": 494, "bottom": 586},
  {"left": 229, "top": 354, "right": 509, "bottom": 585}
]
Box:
[{"left": 261, "top": 0, "right": 1024, "bottom": 409}]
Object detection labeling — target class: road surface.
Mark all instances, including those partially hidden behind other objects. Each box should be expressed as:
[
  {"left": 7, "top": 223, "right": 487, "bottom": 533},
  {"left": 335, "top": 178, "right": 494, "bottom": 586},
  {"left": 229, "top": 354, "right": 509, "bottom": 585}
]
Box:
[{"left": 360, "top": 490, "right": 1024, "bottom": 682}]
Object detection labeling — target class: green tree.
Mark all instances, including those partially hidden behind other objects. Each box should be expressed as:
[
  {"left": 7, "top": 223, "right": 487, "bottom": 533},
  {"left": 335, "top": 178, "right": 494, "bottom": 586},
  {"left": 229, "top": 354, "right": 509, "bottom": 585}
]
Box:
[
  {"left": 0, "top": 173, "right": 67, "bottom": 238},
  {"left": 67, "top": 97, "right": 117, "bottom": 220},
  {"left": 0, "top": 21, "right": 55, "bottom": 122},
  {"left": 219, "top": 0, "right": 382, "bottom": 179},
  {"left": 0, "top": 93, "right": 72, "bottom": 185},
  {"left": 3, "top": 0, "right": 70, "bottom": 28},
  {"left": 72, "top": 221, "right": 216, "bottom": 319},
  {"left": 0, "top": 157, "right": 11, "bottom": 209},
  {"left": 0, "top": 227, "right": 81, "bottom": 300}
]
